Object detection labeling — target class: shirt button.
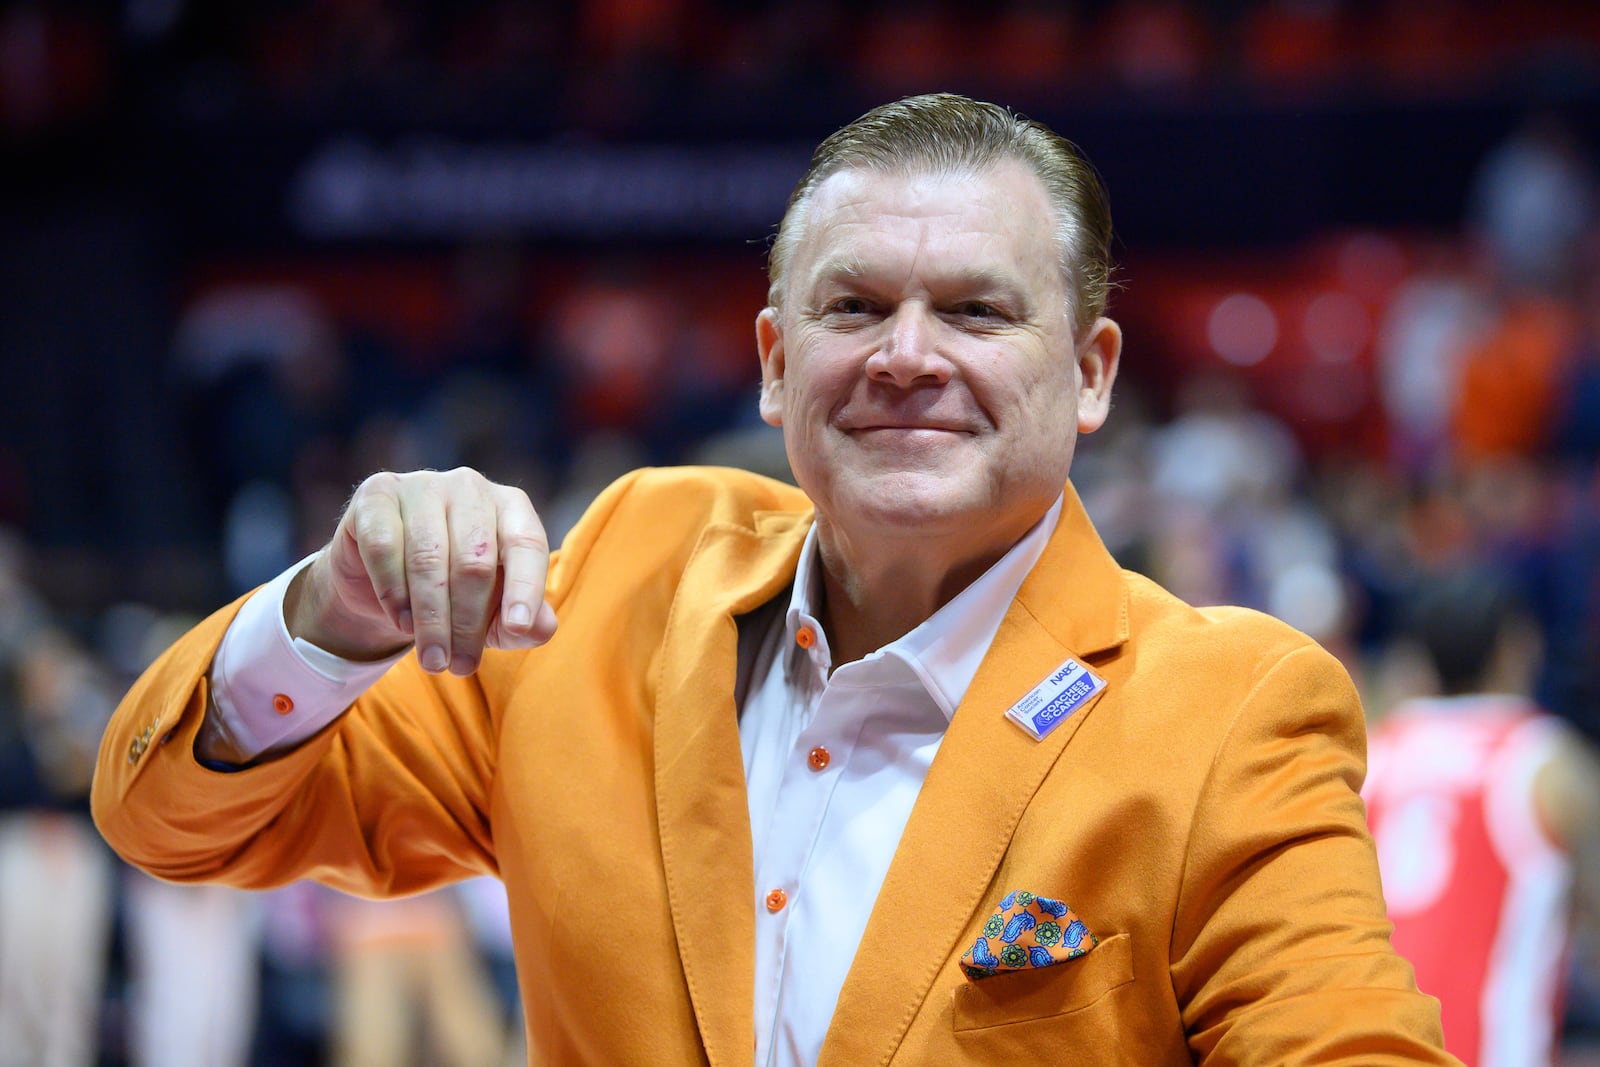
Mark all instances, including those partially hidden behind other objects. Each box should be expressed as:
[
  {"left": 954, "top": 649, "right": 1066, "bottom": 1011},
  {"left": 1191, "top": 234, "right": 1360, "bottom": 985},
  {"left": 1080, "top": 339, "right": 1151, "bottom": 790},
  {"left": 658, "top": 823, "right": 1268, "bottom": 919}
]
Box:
[
  {"left": 794, "top": 625, "right": 816, "bottom": 650},
  {"left": 765, "top": 888, "right": 788, "bottom": 913},
  {"left": 807, "top": 746, "right": 831, "bottom": 771},
  {"left": 272, "top": 693, "right": 295, "bottom": 715}
]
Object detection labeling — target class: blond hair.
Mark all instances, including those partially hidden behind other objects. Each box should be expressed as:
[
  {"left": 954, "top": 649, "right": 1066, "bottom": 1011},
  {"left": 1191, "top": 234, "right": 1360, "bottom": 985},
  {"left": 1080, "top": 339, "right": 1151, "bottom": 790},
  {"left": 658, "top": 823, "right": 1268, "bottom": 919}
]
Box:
[{"left": 767, "top": 93, "right": 1115, "bottom": 334}]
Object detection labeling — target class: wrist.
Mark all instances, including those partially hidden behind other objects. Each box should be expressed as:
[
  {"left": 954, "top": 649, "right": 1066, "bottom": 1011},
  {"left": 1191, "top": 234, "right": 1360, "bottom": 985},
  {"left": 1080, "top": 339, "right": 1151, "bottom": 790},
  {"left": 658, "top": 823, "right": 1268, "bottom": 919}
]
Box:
[{"left": 283, "top": 553, "right": 410, "bottom": 663}]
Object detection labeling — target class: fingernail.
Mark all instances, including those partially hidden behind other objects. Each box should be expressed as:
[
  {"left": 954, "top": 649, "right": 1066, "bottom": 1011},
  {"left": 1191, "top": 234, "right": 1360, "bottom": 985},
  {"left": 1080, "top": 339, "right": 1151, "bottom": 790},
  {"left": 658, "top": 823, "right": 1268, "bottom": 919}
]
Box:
[
  {"left": 507, "top": 603, "right": 532, "bottom": 630},
  {"left": 398, "top": 610, "right": 413, "bottom": 635},
  {"left": 420, "top": 645, "right": 447, "bottom": 672}
]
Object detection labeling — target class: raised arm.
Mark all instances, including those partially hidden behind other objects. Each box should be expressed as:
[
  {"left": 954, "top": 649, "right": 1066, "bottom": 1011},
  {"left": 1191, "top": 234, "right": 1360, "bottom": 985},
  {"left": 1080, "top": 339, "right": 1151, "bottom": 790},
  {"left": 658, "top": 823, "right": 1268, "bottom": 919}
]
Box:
[{"left": 93, "top": 466, "right": 562, "bottom": 897}]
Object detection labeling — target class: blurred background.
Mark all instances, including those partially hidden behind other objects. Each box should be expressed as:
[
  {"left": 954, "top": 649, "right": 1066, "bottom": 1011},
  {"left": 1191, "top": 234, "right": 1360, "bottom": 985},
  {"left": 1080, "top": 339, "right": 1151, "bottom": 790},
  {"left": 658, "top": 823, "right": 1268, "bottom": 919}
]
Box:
[{"left": 4, "top": 0, "right": 1600, "bottom": 1064}]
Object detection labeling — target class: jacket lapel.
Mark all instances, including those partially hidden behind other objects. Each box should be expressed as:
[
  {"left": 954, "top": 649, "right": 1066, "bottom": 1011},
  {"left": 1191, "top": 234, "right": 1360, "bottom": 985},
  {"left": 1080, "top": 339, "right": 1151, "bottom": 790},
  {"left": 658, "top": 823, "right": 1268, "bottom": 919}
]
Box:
[
  {"left": 820, "top": 483, "right": 1129, "bottom": 1066},
  {"left": 655, "top": 510, "right": 810, "bottom": 1067}
]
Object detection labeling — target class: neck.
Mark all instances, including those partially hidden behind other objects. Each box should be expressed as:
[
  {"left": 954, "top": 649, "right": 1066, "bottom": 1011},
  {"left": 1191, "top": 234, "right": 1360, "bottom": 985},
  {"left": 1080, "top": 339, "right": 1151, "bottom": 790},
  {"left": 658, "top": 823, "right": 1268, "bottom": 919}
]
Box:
[{"left": 811, "top": 517, "right": 1034, "bottom": 665}]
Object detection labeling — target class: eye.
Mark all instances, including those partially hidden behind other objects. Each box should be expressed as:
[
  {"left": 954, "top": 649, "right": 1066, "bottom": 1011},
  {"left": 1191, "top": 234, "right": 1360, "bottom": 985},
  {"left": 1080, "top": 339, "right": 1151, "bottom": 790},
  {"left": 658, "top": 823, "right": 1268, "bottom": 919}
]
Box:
[
  {"left": 829, "top": 297, "right": 872, "bottom": 315},
  {"left": 955, "top": 301, "right": 998, "bottom": 319}
]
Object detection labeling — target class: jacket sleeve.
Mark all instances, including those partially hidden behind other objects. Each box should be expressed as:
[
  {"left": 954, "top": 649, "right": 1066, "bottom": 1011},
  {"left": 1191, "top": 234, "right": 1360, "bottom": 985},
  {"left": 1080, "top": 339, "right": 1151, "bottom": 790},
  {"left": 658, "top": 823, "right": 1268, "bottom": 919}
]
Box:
[
  {"left": 1170, "top": 641, "right": 1461, "bottom": 1065},
  {"left": 90, "top": 597, "right": 500, "bottom": 898},
  {"left": 90, "top": 468, "right": 649, "bottom": 899}
]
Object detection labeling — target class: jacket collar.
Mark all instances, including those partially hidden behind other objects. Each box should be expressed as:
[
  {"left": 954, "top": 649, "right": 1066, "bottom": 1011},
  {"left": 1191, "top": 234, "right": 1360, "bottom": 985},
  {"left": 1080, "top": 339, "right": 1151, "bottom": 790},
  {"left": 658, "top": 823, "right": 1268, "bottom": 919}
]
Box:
[{"left": 654, "top": 505, "right": 811, "bottom": 1067}]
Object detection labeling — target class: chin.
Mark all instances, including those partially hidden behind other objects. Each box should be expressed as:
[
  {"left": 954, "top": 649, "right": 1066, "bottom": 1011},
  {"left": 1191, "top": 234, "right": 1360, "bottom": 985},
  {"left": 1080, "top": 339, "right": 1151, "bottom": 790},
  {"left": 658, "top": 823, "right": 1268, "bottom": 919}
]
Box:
[{"left": 830, "top": 472, "right": 985, "bottom": 533}]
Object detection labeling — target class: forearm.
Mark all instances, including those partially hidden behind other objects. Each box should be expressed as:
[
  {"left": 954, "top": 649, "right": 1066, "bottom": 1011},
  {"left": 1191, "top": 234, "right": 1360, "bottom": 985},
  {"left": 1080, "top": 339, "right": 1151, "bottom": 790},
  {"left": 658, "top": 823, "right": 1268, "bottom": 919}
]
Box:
[
  {"left": 90, "top": 593, "right": 325, "bottom": 883},
  {"left": 92, "top": 586, "right": 497, "bottom": 896}
]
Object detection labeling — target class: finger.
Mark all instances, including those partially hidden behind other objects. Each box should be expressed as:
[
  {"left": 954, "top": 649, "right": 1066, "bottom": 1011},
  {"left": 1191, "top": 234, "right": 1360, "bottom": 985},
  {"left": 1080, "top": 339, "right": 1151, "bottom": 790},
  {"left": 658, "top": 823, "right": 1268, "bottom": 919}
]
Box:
[
  {"left": 398, "top": 486, "right": 452, "bottom": 674},
  {"left": 444, "top": 477, "right": 500, "bottom": 675},
  {"left": 487, "top": 599, "right": 558, "bottom": 652},
  {"left": 490, "top": 484, "right": 553, "bottom": 647},
  {"left": 347, "top": 474, "right": 411, "bottom": 633}
]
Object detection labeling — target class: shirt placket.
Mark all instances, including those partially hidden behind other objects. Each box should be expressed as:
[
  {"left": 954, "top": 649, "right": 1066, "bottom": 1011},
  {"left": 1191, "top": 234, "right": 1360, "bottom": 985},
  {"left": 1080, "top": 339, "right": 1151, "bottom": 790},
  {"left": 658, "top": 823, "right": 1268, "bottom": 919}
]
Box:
[{"left": 751, "top": 644, "right": 865, "bottom": 1065}]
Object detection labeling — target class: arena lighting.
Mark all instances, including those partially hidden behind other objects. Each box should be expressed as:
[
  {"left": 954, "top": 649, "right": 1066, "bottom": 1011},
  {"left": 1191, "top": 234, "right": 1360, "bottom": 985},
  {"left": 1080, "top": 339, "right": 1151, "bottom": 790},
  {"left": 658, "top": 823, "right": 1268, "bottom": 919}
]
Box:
[
  {"left": 1304, "top": 291, "right": 1371, "bottom": 364},
  {"left": 1206, "top": 292, "right": 1277, "bottom": 366}
]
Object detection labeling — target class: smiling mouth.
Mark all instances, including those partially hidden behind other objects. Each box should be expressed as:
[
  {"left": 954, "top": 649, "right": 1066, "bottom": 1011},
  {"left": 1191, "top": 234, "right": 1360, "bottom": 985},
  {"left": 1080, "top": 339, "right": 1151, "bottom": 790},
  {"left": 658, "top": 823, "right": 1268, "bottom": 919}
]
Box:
[
  {"left": 847, "top": 422, "right": 973, "bottom": 434},
  {"left": 846, "top": 425, "right": 975, "bottom": 444}
]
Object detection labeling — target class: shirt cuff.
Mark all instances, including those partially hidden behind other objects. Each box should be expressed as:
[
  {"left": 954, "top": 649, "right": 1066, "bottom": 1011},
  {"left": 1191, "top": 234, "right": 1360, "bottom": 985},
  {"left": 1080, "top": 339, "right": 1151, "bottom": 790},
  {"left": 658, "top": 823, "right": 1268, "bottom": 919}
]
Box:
[{"left": 209, "top": 555, "right": 410, "bottom": 761}]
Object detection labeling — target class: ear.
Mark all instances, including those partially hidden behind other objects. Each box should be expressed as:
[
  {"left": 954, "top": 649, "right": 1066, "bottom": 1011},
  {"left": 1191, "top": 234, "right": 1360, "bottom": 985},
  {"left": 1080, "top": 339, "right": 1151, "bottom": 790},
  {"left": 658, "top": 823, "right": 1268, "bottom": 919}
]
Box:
[
  {"left": 1075, "top": 317, "right": 1122, "bottom": 434},
  {"left": 756, "top": 307, "right": 786, "bottom": 428}
]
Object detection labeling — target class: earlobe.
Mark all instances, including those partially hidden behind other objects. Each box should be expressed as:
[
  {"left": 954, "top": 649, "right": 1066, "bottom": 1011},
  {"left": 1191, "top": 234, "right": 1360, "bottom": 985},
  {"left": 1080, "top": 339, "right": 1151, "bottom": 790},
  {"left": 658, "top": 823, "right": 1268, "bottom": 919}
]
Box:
[
  {"left": 756, "top": 307, "right": 786, "bottom": 427},
  {"left": 1075, "top": 317, "right": 1123, "bottom": 434}
]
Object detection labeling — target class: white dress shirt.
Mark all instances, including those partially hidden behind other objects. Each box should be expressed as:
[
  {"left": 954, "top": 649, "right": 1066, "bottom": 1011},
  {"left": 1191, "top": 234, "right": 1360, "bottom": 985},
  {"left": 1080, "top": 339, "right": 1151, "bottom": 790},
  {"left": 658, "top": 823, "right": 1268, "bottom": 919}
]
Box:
[{"left": 208, "top": 496, "right": 1063, "bottom": 1066}]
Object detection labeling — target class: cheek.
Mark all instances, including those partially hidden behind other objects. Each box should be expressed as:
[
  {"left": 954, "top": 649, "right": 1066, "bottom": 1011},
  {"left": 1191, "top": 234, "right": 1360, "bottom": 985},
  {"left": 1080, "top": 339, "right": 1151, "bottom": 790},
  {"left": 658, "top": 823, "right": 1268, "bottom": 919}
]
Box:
[{"left": 782, "top": 356, "right": 848, "bottom": 427}]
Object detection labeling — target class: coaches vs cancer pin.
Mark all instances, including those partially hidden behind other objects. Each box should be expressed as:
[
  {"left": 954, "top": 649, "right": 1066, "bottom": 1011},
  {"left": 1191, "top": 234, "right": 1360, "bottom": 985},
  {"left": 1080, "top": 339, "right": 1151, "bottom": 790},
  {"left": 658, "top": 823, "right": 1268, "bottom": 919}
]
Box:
[{"left": 1005, "top": 657, "right": 1107, "bottom": 741}]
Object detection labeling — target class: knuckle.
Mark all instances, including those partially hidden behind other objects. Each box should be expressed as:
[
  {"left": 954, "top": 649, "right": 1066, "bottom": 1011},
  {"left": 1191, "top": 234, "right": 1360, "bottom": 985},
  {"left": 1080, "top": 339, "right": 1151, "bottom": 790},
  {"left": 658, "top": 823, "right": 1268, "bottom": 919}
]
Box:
[
  {"left": 407, "top": 544, "right": 446, "bottom": 573},
  {"left": 360, "top": 471, "right": 400, "bottom": 497},
  {"left": 451, "top": 619, "right": 486, "bottom": 645},
  {"left": 355, "top": 518, "right": 400, "bottom": 556},
  {"left": 444, "top": 465, "right": 483, "bottom": 489},
  {"left": 453, "top": 552, "right": 497, "bottom": 583},
  {"left": 492, "top": 483, "right": 538, "bottom": 512},
  {"left": 499, "top": 526, "right": 549, "bottom": 552}
]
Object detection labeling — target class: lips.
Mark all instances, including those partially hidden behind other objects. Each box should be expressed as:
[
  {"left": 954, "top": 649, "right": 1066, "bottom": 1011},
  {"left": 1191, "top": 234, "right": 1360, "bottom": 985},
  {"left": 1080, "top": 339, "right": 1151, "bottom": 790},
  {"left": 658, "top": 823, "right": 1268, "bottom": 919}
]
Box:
[
  {"left": 837, "top": 410, "right": 978, "bottom": 433},
  {"left": 848, "top": 422, "right": 971, "bottom": 433},
  {"left": 835, "top": 395, "right": 984, "bottom": 435}
]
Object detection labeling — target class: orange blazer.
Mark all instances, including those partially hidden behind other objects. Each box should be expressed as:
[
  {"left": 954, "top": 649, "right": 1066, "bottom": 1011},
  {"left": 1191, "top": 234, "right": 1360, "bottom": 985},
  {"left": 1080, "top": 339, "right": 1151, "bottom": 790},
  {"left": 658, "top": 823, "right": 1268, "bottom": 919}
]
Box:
[{"left": 94, "top": 467, "right": 1456, "bottom": 1065}]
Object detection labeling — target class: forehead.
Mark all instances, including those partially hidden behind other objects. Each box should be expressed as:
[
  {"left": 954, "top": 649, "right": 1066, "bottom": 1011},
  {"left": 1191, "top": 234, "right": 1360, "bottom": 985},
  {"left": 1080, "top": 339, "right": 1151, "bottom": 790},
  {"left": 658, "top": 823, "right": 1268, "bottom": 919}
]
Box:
[{"left": 788, "top": 162, "right": 1062, "bottom": 292}]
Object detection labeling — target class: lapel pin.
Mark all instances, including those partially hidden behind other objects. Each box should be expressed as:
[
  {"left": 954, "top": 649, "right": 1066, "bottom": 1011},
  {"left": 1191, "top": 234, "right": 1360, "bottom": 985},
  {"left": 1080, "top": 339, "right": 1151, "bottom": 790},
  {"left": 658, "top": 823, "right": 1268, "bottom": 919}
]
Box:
[{"left": 1005, "top": 657, "right": 1107, "bottom": 741}]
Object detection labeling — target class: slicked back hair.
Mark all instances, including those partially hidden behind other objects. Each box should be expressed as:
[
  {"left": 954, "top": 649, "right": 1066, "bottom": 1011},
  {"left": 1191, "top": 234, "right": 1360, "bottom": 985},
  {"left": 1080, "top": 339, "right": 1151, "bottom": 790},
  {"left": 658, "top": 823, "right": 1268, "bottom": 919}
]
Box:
[{"left": 767, "top": 93, "right": 1116, "bottom": 335}]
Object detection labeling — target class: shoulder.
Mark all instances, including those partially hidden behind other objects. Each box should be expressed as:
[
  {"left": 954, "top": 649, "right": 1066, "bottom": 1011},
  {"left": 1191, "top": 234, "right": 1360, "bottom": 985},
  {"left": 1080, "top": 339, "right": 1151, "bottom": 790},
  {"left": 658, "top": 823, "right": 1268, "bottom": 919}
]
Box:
[
  {"left": 600, "top": 465, "right": 814, "bottom": 529},
  {"left": 544, "top": 465, "right": 812, "bottom": 600},
  {"left": 1099, "top": 570, "right": 1365, "bottom": 765},
  {"left": 1122, "top": 569, "right": 1336, "bottom": 683}
]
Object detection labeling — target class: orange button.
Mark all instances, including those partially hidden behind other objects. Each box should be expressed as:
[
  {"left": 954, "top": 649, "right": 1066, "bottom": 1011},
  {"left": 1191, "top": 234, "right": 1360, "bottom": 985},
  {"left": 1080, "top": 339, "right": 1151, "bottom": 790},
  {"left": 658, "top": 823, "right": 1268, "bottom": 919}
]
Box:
[
  {"left": 765, "top": 888, "right": 788, "bottom": 913},
  {"left": 795, "top": 626, "right": 816, "bottom": 650},
  {"left": 272, "top": 693, "right": 295, "bottom": 715},
  {"left": 807, "top": 746, "right": 831, "bottom": 771}
]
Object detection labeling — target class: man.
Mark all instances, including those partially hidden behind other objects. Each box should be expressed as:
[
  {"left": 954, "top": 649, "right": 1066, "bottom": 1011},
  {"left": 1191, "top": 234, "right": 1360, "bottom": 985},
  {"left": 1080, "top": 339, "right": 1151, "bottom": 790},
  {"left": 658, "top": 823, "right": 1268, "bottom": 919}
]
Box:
[
  {"left": 95, "top": 94, "right": 1454, "bottom": 1064},
  {"left": 1364, "top": 567, "right": 1600, "bottom": 1066}
]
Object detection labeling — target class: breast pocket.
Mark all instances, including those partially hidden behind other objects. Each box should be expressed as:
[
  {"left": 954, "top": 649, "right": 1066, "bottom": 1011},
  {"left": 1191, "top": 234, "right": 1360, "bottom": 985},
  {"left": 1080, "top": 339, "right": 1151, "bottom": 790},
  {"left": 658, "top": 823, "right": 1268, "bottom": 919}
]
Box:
[{"left": 951, "top": 932, "right": 1134, "bottom": 1033}]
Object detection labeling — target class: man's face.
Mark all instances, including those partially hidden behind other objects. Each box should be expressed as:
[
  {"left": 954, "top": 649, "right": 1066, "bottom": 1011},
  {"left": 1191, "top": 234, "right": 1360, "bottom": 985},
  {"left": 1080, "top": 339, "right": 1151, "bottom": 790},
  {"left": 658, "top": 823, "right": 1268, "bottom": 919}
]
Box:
[{"left": 757, "top": 162, "right": 1120, "bottom": 552}]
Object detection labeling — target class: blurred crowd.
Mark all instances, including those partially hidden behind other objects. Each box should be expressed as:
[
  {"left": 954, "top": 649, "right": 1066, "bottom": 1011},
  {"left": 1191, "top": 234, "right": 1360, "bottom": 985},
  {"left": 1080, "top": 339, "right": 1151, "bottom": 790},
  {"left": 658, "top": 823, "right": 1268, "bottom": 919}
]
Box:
[
  {"left": 8, "top": 0, "right": 1600, "bottom": 139},
  {"left": 3, "top": 0, "right": 1600, "bottom": 1064}
]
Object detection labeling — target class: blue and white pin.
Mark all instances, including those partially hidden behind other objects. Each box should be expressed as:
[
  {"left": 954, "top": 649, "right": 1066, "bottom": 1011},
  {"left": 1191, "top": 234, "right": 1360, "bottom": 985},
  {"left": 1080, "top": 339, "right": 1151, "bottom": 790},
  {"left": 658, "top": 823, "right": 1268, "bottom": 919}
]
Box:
[{"left": 1005, "top": 657, "right": 1107, "bottom": 740}]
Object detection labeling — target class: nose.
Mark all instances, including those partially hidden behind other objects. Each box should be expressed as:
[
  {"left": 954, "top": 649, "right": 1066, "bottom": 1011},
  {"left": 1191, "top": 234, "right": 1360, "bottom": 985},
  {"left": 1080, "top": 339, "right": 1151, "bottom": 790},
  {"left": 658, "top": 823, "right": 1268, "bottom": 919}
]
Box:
[{"left": 864, "top": 304, "right": 952, "bottom": 388}]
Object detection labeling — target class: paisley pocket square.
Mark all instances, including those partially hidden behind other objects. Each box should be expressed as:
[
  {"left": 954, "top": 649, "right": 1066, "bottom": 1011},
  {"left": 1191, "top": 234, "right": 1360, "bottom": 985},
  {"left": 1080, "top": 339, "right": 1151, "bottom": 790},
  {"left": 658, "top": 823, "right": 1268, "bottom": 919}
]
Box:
[{"left": 960, "top": 891, "right": 1097, "bottom": 980}]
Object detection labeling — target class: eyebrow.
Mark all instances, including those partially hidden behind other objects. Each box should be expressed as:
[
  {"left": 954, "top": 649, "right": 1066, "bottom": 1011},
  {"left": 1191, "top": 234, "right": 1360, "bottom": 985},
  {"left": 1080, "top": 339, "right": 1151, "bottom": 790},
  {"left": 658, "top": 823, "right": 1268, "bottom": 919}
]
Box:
[
  {"left": 810, "top": 256, "right": 1026, "bottom": 299},
  {"left": 812, "top": 254, "right": 871, "bottom": 283}
]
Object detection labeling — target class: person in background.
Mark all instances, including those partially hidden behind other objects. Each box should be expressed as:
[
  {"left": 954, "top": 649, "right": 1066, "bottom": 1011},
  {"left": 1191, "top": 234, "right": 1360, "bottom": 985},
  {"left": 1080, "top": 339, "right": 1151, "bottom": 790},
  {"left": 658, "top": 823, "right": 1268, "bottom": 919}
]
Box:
[
  {"left": 0, "top": 622, "right": 117, "bottom": 1067},
  {"left": 1364, "top": 566, "right": 1600, "bottom": 1067},
  {"left": 94, "top": 93, "right": 1453, "bottom": 1064}
]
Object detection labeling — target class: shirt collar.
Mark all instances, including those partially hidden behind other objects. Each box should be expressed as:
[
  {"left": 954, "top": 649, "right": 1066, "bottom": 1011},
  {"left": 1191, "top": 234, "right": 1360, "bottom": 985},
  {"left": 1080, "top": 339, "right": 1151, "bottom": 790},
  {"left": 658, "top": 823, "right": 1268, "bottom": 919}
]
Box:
[{"left": 784, "top": 494, "right": 1065, "bottom": 721}]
